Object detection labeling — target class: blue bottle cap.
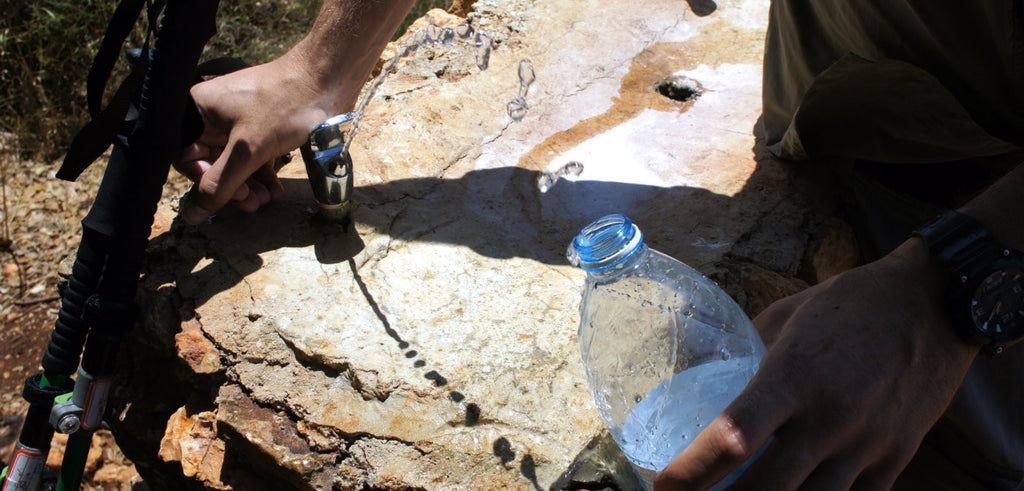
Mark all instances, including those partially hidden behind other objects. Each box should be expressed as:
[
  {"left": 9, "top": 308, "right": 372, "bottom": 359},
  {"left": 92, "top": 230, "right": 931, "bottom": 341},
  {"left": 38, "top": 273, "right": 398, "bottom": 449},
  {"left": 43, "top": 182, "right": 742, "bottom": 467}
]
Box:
[{"left": 568, "top": 214, "right": 644, "bottom": 272}]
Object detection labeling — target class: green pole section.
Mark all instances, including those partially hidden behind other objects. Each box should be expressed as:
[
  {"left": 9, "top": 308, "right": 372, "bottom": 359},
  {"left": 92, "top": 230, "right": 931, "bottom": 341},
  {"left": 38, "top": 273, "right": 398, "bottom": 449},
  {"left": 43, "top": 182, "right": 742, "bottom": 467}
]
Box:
[{"left": 55, "top": 432, "right": 93, "bottom": 491}]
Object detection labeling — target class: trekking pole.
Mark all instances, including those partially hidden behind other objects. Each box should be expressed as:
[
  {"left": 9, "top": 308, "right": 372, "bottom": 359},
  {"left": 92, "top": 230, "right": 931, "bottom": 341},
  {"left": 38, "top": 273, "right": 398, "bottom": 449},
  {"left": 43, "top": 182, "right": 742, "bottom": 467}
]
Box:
[{"left": 0, "top": 0, "right": 219, "bottom": 488}]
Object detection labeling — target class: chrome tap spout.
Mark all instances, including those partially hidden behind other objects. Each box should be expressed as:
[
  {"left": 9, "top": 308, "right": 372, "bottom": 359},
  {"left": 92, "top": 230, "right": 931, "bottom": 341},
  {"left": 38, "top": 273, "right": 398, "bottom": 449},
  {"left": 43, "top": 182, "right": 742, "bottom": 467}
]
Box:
[{"left": 300, "top": 112, "right": 357, "bottom": 222}]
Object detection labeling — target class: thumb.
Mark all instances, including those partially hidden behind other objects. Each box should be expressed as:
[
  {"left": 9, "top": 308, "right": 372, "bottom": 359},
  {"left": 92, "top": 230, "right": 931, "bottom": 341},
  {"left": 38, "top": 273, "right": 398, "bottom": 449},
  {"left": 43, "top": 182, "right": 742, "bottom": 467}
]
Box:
[
  {"left": 180, "top": 138, "right": 257, "bottom": 225},
  {"left": 654, "top": 377, "right": 788, "bottom": 490}
]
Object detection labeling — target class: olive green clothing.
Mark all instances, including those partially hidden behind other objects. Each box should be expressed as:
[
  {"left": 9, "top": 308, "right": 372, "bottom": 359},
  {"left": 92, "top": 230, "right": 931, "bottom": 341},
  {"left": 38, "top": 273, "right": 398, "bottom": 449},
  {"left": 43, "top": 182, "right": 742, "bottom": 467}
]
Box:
[
  {"left": 762, "top": 1, "right": 1024, "bottom": 489},
  {"left": 764, "top": 0, "right": 1024, "bottom": 163}
]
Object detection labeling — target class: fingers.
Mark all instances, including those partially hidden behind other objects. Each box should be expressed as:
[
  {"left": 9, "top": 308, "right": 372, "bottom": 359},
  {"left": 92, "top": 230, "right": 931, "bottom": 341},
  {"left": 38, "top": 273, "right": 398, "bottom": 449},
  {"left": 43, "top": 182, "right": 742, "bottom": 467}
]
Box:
[
  {"left": 654, "top": 381, "right": 791, "bottom": 491},
  {"left": 180, "top": 138, "right": 259, "bottom": 225},
  {"left": 795, "top": 458, "right": 863, "bottom": 491},
  {"left": 252, "top": 161, "right": 286, "bottom": 200},
  {"left": 175, "top": 158, "right": 212, "bottom": 183},
  {"left": 730, "top": 421, "right": 852, "bottom": 490},
  {"left": 177, "top": 147, "right": 287, "bottom": 224},
  {"left": 850, "top": 465, "right": 902, "bottom": 491},
  {"left": 654, "top": 415, "right": 758, "bottom": 491},
  {"left": 174, "top": 143, "right": 215, "bottom": 182},
  {"left": 233, "top": 176, "right": 270, "bottom": 213}
]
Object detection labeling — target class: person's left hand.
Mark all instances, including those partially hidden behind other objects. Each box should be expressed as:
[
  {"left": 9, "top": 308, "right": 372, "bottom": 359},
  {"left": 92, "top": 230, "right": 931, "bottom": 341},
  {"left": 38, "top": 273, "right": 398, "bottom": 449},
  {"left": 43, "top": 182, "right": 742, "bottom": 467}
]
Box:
[
  {"left": 653, "top": 238, "right": 979, "bottom": 490},
  {"left": 174, "top": 52, "right": 345, "bottom": 225},
  {"left": 175, "top": 137, "right": 289, "bottom": 218}
]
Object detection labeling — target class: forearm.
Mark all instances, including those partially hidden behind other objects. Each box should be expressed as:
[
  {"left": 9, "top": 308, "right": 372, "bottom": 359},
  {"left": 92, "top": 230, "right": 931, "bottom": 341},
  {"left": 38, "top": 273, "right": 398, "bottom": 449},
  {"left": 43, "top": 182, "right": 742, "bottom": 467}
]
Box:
[
  {"left": 286, "top": 0, "right": 416, "bottom": 113},
  {"left": 895, "top": 162, "right": 1023, "bottom": 286},
  {"left": 959, "top": 163, "right": 1024, "bottom": 250},
  {"left": 886, "top": 162, "right": 1024, "bottom": 360}
]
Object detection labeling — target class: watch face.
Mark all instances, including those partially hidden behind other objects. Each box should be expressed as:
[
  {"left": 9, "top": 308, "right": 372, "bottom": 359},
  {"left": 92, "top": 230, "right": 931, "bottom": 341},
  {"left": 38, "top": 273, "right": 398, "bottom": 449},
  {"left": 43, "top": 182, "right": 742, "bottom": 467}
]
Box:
[{"left": 970, "top": 268, "right": 1024, "bottom": 342}]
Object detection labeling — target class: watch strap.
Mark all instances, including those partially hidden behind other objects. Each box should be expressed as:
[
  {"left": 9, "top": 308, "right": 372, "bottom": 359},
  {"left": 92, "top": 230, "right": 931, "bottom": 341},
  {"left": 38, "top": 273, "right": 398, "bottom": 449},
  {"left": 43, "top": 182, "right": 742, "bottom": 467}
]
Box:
[
  {"left": 914, "top": 210, "right": 1024, "bottom": 355},
  {"left": 914, "top": 211, "right": 1001, "bottom": 283}
]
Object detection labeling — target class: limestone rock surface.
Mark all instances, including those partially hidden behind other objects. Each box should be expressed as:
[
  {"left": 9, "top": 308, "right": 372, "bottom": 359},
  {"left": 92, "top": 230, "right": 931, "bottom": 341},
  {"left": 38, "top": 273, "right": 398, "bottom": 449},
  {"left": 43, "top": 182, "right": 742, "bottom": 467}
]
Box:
[{"left": 110, "top": 0, "right": 849, "bottom": 489}]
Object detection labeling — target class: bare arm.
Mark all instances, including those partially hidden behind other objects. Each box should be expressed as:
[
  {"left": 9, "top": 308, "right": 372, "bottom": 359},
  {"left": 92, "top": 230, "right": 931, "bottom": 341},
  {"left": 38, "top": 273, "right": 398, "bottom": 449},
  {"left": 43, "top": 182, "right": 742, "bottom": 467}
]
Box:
[
  {"left": 655, "top": 163, "right": 1023, "bottom": 490},
  {"left": 177, "top": 0, "right": 416, "bottom": 225},
  {"left": 959, "top": 163, "right": 1024, "bottom": 248}
]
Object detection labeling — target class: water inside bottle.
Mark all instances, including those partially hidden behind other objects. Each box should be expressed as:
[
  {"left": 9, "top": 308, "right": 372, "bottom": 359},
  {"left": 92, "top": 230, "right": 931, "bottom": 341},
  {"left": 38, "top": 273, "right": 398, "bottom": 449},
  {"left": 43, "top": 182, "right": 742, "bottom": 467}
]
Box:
[
  {"left": 570, "top": 214, "right": 767, "bottom": 490},
  {"left": 618, "top": 357, "right": 757, "bottom": 489}
]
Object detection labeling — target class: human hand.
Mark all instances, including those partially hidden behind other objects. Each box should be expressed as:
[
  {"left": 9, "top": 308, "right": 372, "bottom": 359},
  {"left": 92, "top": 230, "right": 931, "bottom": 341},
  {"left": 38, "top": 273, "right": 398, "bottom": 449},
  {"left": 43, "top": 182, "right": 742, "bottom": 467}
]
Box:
[
  {"left": 176, "top": 54, "right": 344, "bottom": 225},
  {"left": 654, "top": 238, "right": 980, "bottom": 490}
]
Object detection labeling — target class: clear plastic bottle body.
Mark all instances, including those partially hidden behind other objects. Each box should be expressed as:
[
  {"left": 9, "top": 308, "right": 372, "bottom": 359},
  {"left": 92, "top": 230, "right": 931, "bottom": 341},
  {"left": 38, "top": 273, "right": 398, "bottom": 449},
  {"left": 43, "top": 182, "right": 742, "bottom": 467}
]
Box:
[{"left": 570, "top": 215, "right": 766, "bottom": 489}]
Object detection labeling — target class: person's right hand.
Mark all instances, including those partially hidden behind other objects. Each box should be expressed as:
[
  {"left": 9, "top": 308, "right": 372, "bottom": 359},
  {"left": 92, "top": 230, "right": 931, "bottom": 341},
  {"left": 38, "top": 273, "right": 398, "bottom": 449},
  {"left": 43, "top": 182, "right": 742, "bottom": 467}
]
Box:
[
  {"left": 175, "top": 53, "right": 344, "bottom": 225},
  {"left": 653, "top": 238, "right": 980, "bottom": 490}
]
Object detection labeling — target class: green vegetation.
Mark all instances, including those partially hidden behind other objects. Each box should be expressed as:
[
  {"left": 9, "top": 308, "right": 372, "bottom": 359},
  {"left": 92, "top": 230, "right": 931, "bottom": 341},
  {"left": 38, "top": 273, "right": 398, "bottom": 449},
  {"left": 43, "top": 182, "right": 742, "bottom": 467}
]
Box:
[{"left": 0, "top": 0, "right": 452, "bottom": 160}]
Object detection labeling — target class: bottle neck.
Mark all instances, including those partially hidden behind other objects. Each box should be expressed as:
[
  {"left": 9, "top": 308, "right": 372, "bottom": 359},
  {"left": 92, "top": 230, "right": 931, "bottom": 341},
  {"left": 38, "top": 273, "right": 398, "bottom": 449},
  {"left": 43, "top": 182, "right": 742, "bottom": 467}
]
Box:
[
  {"left": 568, "top": 214, "right": 647, "bottom": 279},
  {"left": 586, "top": 243, "right": 648, "bottom": 281}
]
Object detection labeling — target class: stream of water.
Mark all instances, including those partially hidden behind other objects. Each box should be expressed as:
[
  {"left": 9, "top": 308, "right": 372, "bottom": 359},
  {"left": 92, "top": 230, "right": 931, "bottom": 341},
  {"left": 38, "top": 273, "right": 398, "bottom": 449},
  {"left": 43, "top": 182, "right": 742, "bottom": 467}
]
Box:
[{"left": 341, "top": 22, "right": 497, "bottom": 157}]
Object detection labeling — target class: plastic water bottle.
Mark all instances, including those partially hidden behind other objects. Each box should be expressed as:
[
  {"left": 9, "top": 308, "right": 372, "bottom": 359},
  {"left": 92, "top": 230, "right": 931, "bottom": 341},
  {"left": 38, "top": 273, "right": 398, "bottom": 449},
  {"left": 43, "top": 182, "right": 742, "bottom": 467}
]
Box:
[{"left": 567, "top": 214, "right": 766, "bottom": 489}]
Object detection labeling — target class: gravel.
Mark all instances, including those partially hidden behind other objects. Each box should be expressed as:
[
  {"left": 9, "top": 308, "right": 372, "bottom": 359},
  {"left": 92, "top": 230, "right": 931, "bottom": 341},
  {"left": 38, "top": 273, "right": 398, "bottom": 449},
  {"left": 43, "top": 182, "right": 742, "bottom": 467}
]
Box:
[{"left": 1, "top": 131, "right": 192, "bottom": 490}]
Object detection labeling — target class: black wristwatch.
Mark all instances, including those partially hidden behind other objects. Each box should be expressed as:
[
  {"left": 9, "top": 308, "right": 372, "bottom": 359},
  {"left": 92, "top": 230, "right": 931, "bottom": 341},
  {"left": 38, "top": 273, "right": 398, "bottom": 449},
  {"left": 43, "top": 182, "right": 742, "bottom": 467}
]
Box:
[{"left": 914, "top": 211, "right": 1024, "bottom": 355}]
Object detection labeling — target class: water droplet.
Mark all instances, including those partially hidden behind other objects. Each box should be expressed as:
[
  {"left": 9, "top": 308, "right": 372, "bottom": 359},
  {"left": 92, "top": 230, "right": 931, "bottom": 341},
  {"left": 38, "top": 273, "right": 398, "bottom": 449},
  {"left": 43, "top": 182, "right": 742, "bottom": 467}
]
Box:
[
  {"left": 536, "top": 160, "right": 586, "bottom": 191},
  {"left": 474, "top": 31, "right": 491, "bottom": 47},
  {"left": 333, "top": 23, "right": 494, "bottom": 157},
  {"left": 507, "top": 96, "right": 528, "bottom": 121},
  {"left": 507, "top": 59, "right": 536, "bottom": 122},
  {"left": 425, "top": 24, "right": 441, "bottom": 43},
  {"left": 518, "top": 58, "right": 535, "bottom": 87},
  {"left": 455, "top": 23, "right": 475, "bottom": 39},
  {"left": 563, "top": 160, "right": 583, "bottom": 176},
  {"left": 440, "top": 27, "right": 455, "bottom": 45},
  {"left": 634, "top": 394, "right": 642, "bottom": 403},
  {"left": 413, "top": 29, "right": 428, "bottom": 45},
  {"left": 537, "top": 172, "right": 554, "bottom": 193},
  {"left": 720, "top": 348, "right": 731, "bottom": 360},
  {"left": 475, "top": 39, "right": 492, "bottom": 70}
]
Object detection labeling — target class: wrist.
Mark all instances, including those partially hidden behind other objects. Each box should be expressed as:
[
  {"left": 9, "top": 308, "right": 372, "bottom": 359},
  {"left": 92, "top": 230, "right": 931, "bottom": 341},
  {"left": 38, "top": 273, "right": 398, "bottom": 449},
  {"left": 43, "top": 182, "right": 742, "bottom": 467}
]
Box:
[
  {"left": 284, "top": 36, "right": 373, "bottom": 114},
  {"left": 958, "top": 164, "right": 1024, "bottom": 250},
  {"left": 883, "top": 237, "right": 982, "bottom": 358},
  {"left": 283, "top": 0, "right": 417, "bottom": 116},
  {"left": 884, "top": 237, "right": 950, "bottom": 303},
  {"left": 905, "top": 208, "right": 1024, "bottom": 356}
]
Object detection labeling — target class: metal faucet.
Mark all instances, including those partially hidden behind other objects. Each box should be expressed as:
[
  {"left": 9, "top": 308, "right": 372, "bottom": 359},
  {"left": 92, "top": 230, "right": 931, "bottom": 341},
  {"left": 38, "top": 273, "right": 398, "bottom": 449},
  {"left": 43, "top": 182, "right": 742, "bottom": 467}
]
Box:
[{"left": 300, "top": 112, "right": 356, "bottom": 222}]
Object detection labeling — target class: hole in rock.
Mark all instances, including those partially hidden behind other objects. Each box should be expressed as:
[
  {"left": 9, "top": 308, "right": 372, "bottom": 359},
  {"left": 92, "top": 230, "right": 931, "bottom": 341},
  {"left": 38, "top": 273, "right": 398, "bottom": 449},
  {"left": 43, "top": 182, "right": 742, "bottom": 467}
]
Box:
[{"left": 655, "top": 77, "right": 702, "bottom": 102}]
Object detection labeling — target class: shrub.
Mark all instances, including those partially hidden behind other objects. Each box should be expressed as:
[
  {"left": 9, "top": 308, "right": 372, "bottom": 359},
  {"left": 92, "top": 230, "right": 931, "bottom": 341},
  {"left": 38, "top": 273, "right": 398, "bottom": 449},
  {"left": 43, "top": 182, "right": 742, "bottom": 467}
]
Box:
[{"left": 0, "top": 0, "right": 451, "bottom": 160}]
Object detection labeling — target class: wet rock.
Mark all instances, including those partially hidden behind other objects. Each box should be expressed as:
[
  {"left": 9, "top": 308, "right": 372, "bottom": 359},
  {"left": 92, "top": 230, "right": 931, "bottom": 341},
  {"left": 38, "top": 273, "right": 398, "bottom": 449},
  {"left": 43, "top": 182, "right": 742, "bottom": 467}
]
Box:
[{"left": 110, "top": 0, "right": 839, "bottom": 489}]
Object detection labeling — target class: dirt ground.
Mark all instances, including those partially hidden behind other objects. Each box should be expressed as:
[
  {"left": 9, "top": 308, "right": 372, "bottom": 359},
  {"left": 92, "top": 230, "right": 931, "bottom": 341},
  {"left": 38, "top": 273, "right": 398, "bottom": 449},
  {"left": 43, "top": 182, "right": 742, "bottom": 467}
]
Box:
[{"left": 1, "top": 133, "right": 191, "bottom": 489}]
